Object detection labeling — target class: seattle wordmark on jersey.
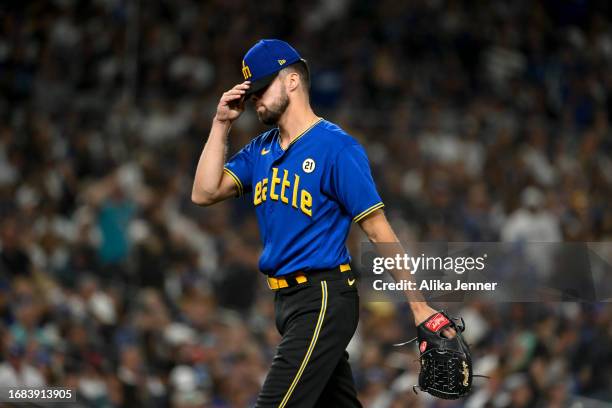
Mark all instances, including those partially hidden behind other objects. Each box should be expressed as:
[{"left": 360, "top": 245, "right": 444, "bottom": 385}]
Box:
[{"left": 224, "top": 118, "right": 384, "bottom": 277}]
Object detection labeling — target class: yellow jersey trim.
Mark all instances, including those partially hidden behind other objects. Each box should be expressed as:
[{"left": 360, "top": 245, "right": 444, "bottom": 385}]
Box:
[
  {"left": 223, "top": 167, "right": 243, "bottom": 197},
  {"left": 278, "top": 281, "right": 328, "bottom": 408},
  {"left": 353, "top": 202, "right": 385, "bottom": 223},
  {"left": 279, "top": 118, "right": 324, "bottom": 151}
]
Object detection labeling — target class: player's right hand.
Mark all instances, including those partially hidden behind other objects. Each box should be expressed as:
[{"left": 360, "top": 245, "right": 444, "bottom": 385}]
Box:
[{"left": 215, "top": 81, "right": 250, "bottom": 123}]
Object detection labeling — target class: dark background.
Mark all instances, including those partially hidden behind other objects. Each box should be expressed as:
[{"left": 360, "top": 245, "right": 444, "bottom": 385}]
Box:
[{"left": 1, "top": 1, "right": 611, "bottom": 407}]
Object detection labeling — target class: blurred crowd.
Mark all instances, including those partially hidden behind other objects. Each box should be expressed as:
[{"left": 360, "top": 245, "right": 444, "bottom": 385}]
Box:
[{"left": 1, "top": 0, "right": 612, "bottom": 407}]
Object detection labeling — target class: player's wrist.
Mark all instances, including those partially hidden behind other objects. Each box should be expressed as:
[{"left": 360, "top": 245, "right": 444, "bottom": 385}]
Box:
[
  {"left": 409, "top": 302, "right": 437, "bottom": 325},
  {"left": 212, "top": 115, "right": 233, "bottom": 129}
]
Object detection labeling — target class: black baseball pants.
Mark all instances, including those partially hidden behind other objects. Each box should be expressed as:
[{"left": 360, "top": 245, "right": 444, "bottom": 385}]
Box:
[{"left": 255, "top": 272, "right": 362, "bottom": 408}]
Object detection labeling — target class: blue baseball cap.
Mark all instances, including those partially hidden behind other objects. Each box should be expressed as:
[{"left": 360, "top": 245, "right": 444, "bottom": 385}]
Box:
[{"left": 241, "top": 39, "right": 304, "bottom": 96}]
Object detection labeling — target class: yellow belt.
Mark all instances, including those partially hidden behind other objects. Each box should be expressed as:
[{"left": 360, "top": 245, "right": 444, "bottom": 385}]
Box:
[{"left": 267, "top": 264, "right": 351, "bottom": 290}]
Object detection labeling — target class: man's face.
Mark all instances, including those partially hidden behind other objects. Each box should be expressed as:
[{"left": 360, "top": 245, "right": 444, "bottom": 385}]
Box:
[{"left": 250, "top": 75, "right": 289, "bottom": 125}]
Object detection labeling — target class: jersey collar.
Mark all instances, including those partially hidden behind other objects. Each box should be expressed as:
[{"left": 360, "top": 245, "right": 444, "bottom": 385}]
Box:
[{"left": 277, "top": 117, "right": 324, "bottom": 152}]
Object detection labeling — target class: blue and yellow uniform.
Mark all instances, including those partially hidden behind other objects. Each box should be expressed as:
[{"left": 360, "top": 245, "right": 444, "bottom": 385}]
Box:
[
  {"left": 224, "top": 39, "right": 381, "bottom": 408},
  {"left": 224, "top": 118, "right": 384, "bottom": 276}
]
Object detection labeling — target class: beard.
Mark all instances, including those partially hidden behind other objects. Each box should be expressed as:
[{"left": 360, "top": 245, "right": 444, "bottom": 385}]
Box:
[{"left": 257, "top": 89, "right": 289, "bottom": 125}]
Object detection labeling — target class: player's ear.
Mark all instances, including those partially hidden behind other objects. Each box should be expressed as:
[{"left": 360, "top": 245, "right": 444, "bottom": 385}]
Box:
[{"left": 285, "top": 71, "right": 300, "bottom": 93}]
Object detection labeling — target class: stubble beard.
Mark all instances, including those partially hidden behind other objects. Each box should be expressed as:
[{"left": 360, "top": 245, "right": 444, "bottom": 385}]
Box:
[{"left": 257, "top": 89, "right": 289, "bottom": 126}]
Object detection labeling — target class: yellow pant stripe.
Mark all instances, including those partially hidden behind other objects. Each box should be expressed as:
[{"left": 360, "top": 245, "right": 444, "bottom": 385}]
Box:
[
  {"left": 353, "top": 202, "right": 385, "bottom": 223},
  {"left": 223, "top": 167, "right": 243, "bottom": 197},
  {"left": 278, "top": 281, "right": 328, "bottom": 408}
]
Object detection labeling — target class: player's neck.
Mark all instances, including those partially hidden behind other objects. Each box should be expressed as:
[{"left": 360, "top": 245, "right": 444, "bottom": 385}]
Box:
[{"left": 277, "top": 102, "right": 319, "bottom": 149}]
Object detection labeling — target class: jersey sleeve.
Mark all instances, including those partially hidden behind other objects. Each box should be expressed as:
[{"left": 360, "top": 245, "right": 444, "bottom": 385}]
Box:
[
  {"left": 224, "top": 141, "right": 255, "bottom": 197},
  {"left": 329, "top": 144, "right": 384, "bottom": 223}
]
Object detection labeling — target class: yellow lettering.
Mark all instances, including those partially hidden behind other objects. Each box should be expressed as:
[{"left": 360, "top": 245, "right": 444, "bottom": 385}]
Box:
[
  {"left": 253, "top": 171, "right": 313, "bottom": 217},
  {"left": 292, "top": 175, "right": 300, "bottom": 208},
  {"left": 280, "top": 170, "right": 290, "bottom": 204},
  {"left": 270, "top": 168, "right": 280, "bottom": 201},
  {"left": 261, "top": 178, "right": 268, "bottom": 201},
  {"left": 242, "top": 60, "right": 252, "bottom": 80},
  {"left": 301, "top": 190, "right": 312, "bottom": 216},
  {"left": 254, "top": 181, "right": 262, "bottom": 205}
]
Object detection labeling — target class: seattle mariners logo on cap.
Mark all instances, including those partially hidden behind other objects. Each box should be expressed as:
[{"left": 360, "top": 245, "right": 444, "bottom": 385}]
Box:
[
  {"left": 242, "top": 39, "right": 303, "bottom": 95},
  {"left": 242, "top": 60, "right": 252, "bottom": 80}
]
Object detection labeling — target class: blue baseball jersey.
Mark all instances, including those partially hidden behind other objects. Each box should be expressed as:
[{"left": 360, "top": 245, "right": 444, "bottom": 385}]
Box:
[{"left": 224, "top": 118, "right": 384, "bottom": 276}]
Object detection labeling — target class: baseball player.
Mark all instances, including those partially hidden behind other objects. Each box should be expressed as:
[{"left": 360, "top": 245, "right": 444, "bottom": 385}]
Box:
[{"left": 192, "top": 39, "right": 459, "bottom": 407}]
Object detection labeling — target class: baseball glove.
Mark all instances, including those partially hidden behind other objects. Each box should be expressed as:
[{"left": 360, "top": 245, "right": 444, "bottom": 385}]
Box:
[{"left": 395, "top": 311, "right": 473, "bottom": 399}]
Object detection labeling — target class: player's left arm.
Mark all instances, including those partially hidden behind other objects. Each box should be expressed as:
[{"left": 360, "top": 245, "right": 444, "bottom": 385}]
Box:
[{"left": 358, "top": 209, "right": 455, "bottom": 334}]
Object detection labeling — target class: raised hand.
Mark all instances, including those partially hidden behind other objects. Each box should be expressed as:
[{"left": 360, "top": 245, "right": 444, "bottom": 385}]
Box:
[{"left": 215, "top": 81, "right": 251, "bottom": 123}]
